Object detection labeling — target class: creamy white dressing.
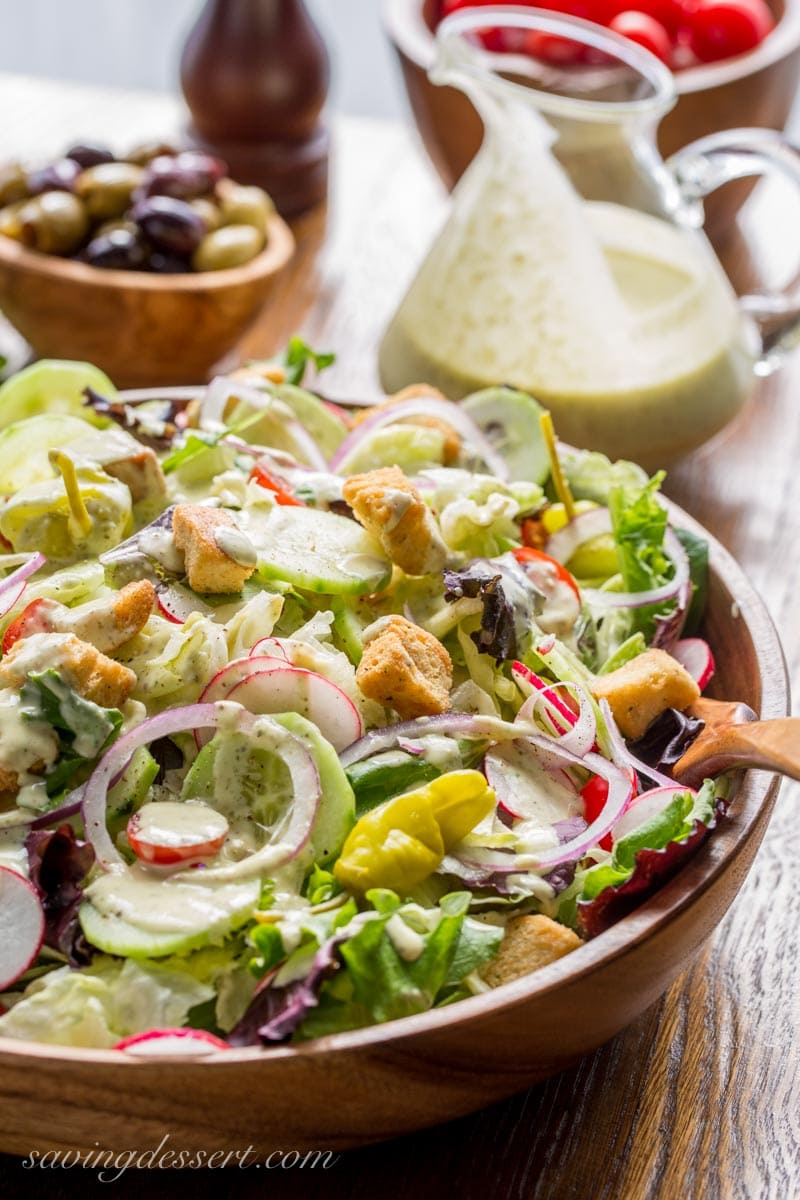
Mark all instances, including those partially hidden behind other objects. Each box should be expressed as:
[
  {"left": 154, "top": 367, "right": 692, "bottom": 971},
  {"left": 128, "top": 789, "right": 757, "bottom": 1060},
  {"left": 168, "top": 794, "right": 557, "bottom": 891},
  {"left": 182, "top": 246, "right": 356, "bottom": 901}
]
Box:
[
  {"left": 86, "top": 866, "right": 258, "bottom": 934},
  {"left": 385, "top": 913, "right": 426, "bottom": 962},
  {"left": 380, "top": 488, "right": 415, "bottom": 531},
  {"left": 0, "top": 688, "right": 58, "bottom": 787},
  {"left": 138, "top": 528, "right": 185, "bottom": 574},
  {"left": 213, "top": 525, "right": 258, "bottom": 568},
  {"left": 340, "top": 554, "right": 390, "bottom": 579}
]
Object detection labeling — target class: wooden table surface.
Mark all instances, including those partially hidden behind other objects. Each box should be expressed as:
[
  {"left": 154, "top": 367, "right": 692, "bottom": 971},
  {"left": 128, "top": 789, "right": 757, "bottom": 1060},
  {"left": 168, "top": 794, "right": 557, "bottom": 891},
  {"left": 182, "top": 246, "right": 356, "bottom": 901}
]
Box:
[{"left": 0, "top": 74, "right": 798, "bottom": 1199}]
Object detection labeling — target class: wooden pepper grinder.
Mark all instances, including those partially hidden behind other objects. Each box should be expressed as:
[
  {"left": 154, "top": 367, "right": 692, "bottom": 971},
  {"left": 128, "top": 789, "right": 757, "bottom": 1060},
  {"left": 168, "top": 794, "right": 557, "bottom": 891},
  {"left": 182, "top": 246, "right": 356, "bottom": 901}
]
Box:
[{"left": 180, "top": 0, "right": 330, "bottom": 216}]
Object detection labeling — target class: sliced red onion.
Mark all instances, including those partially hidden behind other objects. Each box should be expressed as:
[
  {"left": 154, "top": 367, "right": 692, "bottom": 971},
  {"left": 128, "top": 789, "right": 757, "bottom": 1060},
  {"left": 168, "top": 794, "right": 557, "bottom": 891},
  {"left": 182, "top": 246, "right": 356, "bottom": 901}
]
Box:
[
  {"left": 581, "top": 529, "right": 690, "bottom": 613},
  {"left": 200, "top": 378, "right": 328, "bottom": 471},
  {"left": 338, "top": 712, "right": 522, "bottom": 769},
  {"left": 397, "top": 738, "right": 426, "bottom": 756},
  {"left": 0, "top": 551, "right": 45, "bottom": 604},
  {"left": 537, "top": 634, "right": 557, "bottom": 655},
  {"left": 328, "top": 398, "right": 509, "bottom": 480},
  {"left": 82, "top": 701, "right": 319, "bottom": 878},
  {"left": 0, "top": 579, "right": 27, "bottom": 620},
  {"left": 545, "top": 507, "right": 612, "bottom": 565},
  {"left": 598, "top": 698, "right": 677, "bottom": 789},
  {"left": 517, "top": 682, "right": 596, "bottom": 758}
]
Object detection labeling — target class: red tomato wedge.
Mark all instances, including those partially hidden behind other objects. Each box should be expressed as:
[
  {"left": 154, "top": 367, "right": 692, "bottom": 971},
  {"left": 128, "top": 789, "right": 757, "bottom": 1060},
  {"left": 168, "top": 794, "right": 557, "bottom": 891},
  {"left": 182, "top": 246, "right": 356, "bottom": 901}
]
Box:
[
  {"left": 248, "top": 463, "right": 305, "bottom": 507},
  {"left": 127, "top": 801, "right": 229, "bottom": 866},
  {"left": 512, "top": 546, "right": 581, "bottom": 601},
  {"left": 1, "top": 597, "right": 56, "bottom": 654},
  {"left": 582, "top": 768, "right": 637, "bottom": 851}
]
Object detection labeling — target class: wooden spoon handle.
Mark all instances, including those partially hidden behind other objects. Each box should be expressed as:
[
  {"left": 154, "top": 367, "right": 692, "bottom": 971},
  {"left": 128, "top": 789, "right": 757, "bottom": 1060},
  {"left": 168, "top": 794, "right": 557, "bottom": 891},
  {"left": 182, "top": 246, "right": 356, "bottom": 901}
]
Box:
[{"left": 674, "top": 718, "right": 800, "bottom": 787}]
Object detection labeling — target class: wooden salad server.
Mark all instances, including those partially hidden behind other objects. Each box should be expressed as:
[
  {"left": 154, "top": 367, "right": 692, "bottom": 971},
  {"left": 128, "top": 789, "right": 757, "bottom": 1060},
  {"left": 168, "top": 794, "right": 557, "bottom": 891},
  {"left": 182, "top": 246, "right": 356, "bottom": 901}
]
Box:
[{"left": 672, "top": 697, "right": 800, "bottom": 788}]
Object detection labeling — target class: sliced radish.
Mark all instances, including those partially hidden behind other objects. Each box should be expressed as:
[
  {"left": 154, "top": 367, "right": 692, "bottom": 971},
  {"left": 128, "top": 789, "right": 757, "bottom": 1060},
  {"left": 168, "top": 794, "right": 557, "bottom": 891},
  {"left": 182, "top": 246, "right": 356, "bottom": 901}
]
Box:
[
  {"left": 511, "top": 661, "right": 578, "bottom": 733},
  {"left": 610, "top": 784, "right": 697, "bottom": 845},
  {"left": 225, "top": 666, "right": 363, "bottom": 752},
  {"left": 250, "top": 637, "right": 291, "bottom": 661},
  {"left": 485, "top": 742, "right": 580, "bottom": 823},
  {"left": 127, "top": 801, "right": 229, "bottom": 866},
  {"left": 0, "top": 867, "right": 45, "bottom": 990},
  {"left": 114, "top": 1027, "right": 229, "bottom": 1057},
  {"left": 671, "top": 638, "right": 716, "bottom": 691},
  {"left": 199, "top": 654, "right": 288, "bottom": 706},
  {"left": 155, "top": 582, "right": 214, "bottom": 625}
]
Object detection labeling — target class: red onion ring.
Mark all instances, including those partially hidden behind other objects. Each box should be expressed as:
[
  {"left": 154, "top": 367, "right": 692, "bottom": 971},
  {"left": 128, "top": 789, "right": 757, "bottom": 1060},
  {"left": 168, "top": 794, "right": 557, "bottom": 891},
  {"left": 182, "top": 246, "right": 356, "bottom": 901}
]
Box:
[{"left": 200, "top": 377, "right": 328, "bottom": 471}]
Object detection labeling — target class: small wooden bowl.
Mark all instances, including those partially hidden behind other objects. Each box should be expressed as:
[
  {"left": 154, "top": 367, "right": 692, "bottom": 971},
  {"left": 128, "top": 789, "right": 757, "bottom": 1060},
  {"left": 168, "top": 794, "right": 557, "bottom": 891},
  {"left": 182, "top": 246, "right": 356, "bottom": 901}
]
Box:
[
  {"left": 385, "top": 0, "right": 800, "bottom": 236},
  {"left": 0, "top": 214, "right": 295, "bottom": 388},
  {"left": 0, "top": 501, "right": 788, "bottom": 1157}
]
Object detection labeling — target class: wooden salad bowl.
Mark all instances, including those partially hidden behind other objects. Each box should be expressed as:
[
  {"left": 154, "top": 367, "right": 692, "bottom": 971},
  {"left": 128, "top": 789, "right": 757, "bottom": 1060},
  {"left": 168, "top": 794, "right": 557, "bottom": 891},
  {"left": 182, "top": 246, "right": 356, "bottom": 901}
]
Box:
[
  {"left": 0, "top": 500, "right": 788, "bottom": 1157},
  {"left": 385, "top": 0, "right": 800, "bottom": 237},
  {"left": 0, "top": 213, "right": 295, "bottom": 388}
]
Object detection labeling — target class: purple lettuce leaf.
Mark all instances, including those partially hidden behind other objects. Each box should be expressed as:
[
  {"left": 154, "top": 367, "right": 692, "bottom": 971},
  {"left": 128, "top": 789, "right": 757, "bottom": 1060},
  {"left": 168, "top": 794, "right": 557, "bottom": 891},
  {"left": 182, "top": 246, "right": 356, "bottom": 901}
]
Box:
[{"left": 25, "top": 823, "right": 96, "bottom": 967}]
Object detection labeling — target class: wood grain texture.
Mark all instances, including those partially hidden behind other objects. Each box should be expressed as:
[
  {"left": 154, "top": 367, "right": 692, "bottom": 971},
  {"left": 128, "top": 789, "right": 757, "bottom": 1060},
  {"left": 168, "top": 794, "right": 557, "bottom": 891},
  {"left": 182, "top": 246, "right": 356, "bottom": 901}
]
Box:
[{"left": 0, "top": 75, "right": 797, "bottom": 1197}]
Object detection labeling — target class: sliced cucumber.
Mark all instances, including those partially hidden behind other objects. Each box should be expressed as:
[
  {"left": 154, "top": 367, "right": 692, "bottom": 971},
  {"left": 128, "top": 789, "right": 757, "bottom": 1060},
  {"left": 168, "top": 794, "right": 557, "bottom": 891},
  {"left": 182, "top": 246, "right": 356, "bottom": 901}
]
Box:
[
  {"left": 229, "top": 383, "right": 346, "bottom": 463},
  {"left": 329, "top": 599, "right": 365, "bottom": 665},
  {"left": 248, "top": 506, "right": 391, "bottom": 595},
  {"left": 0, "top": 360, "right": 115, "bottom": 431},
  {"left": 336, "top": 423, "right": 446, "bottom": 475},
  {"left": 271, "top": 711, "right": 355, "bottom": 864},
  {"left": 461, "top": 387, "right": 550, "bottom": 485},
  {"left": 80, "top": 872, "right": 260, "bottom": 958},
  {"left": 0, "top": 413, "right": 93, "bottom": 494}
]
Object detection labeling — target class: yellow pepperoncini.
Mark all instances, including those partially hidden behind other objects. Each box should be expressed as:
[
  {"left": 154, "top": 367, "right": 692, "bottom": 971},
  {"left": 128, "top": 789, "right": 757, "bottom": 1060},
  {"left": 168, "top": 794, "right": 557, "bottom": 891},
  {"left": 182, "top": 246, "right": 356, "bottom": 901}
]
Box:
[
  {"left": 334, "top": 770, "right": 495, "bottom": 894},
  {"left": 0, "top": 451, "right": 132, "bottom": 559},
  {"left": 541, "top": 499, "right": 596, "bottom": 536}
]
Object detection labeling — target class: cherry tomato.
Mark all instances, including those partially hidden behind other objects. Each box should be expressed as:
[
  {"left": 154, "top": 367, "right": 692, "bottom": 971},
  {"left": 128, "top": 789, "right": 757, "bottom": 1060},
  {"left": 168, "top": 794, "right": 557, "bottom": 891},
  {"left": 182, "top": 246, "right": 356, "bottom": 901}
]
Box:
[
  {"left": 248, "top": 463, "right": 305, "bottom": 507},
  {"left": 127, "top": 802, "right": 229, "bottom": 866},
  {"left": 609, "top": 10, "right": 673, "bottom": 60},
  {"left": 581, "top": 766, "right": 637, "bottom": 851},
  {"left": 604, "top": 0, "right": 689, "bottom": 32},
  {"left": 686, "top": 0, "right": 774, "bottom": 62},
  {"left": 1, "top": 598, "right": 55, "bottom": 655},
  {"left": 512, "top": 546, "right": 581, "bottom": 601}
]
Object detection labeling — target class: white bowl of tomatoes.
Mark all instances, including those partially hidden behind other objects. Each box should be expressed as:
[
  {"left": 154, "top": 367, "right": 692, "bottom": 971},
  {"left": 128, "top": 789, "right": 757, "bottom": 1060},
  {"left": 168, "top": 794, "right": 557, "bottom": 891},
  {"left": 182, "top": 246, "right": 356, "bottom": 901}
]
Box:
[{"left": 385, "top": 0, "right": 800, "bottom": 235}]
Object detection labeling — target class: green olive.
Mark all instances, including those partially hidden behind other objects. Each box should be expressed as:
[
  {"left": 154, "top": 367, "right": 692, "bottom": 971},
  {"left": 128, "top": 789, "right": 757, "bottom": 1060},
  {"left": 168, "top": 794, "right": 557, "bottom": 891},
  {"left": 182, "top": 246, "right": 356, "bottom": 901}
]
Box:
[
  {"left": 189, "top": 197, "right": 222, "bottom": 233},
  {"left": 18, "top": 192, "right": 89, "bottom": 255},
  {"left": 0, "top": 162, "right": 29, "bottom": 207},
  {"left": 127, "top": 140, "right": 180, "bottom": 166},
  {"left": 216, "top": 180, "right": 274, "bottom": 236},
  {"left": 0, "top": 200, "right": 28, "bottom": 241},
  {"left": 192, "top": 224, "right": 266, "bottom": 272},
  {"left": 75, "top": 163, "right": 144, "bottom": 219}
]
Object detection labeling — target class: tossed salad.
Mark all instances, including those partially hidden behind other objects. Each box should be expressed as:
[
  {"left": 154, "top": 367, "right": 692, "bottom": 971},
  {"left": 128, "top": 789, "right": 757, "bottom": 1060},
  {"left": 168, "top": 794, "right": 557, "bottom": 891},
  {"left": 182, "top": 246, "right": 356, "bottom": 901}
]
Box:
[{"left": 0, "top": 349, "right": 727, "bottom": 1054}]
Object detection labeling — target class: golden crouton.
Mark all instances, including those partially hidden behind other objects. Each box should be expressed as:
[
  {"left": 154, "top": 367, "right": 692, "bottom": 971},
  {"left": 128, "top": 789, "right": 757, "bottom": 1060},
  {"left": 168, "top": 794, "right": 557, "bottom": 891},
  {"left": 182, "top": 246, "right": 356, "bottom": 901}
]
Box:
[
  {"left": 60, "top": 580, "right": 156, "bottom": 653},
  {"left": 173, "top": 505, "right": 256, "bottom": 594},
  {"left": 356, "top": 615, "right": 452, "bottom": 719},
  {"left": 0, "top": 632, "right": 136, "bottom": 709},
  {"left": 479, "top": 915, "right": 583, "bottom": 988},
  {"left": 103, "top": 446, "right": 167, "bottom": 504},
  {"left": 352, "top": 385, "right": 461, "bottom": 466},
  {"left": 591, "top": 648, "right": 700, "bottom": 741},
  {"left": 342, "top": 466, "right": 448, "bottom": 577}
]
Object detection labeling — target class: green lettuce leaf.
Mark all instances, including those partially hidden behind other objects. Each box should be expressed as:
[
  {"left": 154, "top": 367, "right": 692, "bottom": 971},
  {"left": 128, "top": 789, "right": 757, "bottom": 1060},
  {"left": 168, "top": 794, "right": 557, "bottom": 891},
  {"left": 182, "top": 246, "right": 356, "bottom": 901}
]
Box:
[{"left": 20, "top": 669, "right": 123, "bottom": 796}]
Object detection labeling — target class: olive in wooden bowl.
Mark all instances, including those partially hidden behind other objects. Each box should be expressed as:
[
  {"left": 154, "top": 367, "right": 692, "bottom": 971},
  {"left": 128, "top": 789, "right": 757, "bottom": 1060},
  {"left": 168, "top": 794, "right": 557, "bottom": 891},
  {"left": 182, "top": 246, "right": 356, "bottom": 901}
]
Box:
[{"left": 0, "top": 145, "right": 295, "bottom": 387}]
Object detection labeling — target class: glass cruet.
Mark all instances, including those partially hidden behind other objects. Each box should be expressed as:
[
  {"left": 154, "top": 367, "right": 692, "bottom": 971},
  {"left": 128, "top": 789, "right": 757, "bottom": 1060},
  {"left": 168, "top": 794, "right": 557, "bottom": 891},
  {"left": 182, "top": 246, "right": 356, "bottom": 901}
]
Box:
[{"left": 379, "top": 7, "right": 800, "bottom": 468}]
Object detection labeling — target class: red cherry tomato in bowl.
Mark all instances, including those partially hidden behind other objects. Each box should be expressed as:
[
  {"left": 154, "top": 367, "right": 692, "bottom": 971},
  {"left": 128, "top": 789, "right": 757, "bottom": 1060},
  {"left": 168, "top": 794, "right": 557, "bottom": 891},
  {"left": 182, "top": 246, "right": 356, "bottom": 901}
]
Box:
[
  {"left": 127, "top": 802, "right": 229, "bottom": 866},
  {"left": 686, "top": 0, "right": 775, "bottom": 62},
  {"left": 609, "top": 10, "right": 674, "bottom": 60},
  {"left": 512, "top": 546, "right": 581, "bottom": 601}
]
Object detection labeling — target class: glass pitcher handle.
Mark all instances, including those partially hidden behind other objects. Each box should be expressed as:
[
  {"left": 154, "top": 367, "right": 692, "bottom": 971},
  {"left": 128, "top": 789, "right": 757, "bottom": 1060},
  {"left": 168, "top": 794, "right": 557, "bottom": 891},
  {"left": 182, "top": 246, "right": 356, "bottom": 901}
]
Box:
[{"left": 668, "top": 128, "right": 800, "bottom": 375}]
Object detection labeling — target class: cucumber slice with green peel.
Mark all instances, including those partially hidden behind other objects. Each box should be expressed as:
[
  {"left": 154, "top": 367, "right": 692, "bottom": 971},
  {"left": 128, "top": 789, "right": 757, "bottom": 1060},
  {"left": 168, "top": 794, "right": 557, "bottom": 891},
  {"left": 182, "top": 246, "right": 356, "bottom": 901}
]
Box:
[
  {"left": 229, "top": 383, "right": 346, "bottom": 462},
  {"left": 79, "top": 873, "right": 260, "bottom": 958},
  {"left": 335, "top": 423, "right": 446, "bottom": 475},
  {"left": 0, "top": 360, "right": 115, "bottom": 431},
  {"left": 271, "top": 712, "right": 355, "bottom": 864},
  {"left": 0, "top": 414, "right": 93, "bottom": 494},
  {"left": 461, "top": 387, "right": 550, "bottom": 485},
  {"left": 248, "top": 506, "right": 392, "bottom": 595},
  {"left": 330, "top": 600, "right": 366, "bottom": 665}
]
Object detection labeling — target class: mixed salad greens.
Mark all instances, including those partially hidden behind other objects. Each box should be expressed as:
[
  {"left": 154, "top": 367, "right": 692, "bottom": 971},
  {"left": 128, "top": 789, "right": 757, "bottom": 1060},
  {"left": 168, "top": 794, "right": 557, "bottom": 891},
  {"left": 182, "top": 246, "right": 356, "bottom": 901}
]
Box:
[{"left": 0, "top": 349, "right": 728, "bottom": 1055}]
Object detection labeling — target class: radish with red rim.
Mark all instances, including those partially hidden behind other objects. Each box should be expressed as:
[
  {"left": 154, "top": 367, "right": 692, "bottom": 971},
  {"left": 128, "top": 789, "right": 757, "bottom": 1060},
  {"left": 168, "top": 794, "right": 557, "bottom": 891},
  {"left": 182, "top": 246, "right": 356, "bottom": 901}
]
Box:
[
  {"left": 671, "top": 638, "right": 716, "bottom": 690},
  {"left": 224, "top": 666, "right": 363, "bottom": 753},
  {"left": 609, "top": 784, "right": 699, "bottom": 845},
  {"left": 114, "top": 1027, "right": 229, "bottom": 1057},
  {"left": 0, "top": 867, "right": 45, "bottom": 991}
]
